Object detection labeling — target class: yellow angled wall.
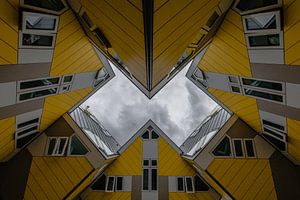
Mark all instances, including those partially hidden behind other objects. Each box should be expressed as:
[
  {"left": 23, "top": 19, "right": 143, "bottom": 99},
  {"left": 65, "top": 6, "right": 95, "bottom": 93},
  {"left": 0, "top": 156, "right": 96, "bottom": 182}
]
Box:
[
  {"left": 24, "top": 156, "right": 93, "bottom": 200},
  {"left": 208, "top": 88, "right": 262, "bottom": 133},
  {"left": 0, "top": 116, "right": 15, "bottom": 161},
  {"left": 83, "top": 192, "right": 131, "bottom": 200},
  {"left": 207, "top": 159, "right": 277, "bottom": 200},
  {"left": 287, "top": 118, "right": 300, "bottom": 161},
  {"left": 0, "top": 0, "right": 18, "bottom": 65},
  {"left": 50, "top": 10, "right": 103, "bottom": 76},
  {"left": 40, "top": 87, "right": 93, "bottom": 131},
  {"left": 169, "top": 193, "right": 214, "bottom": 200},
  {"left": 198, "top": 9, "right": 251, "bottom": 77}
]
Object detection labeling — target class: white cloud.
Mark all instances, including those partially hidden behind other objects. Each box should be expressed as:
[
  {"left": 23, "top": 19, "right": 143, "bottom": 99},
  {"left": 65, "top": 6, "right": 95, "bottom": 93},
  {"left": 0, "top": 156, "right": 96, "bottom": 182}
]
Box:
[{"left": 82, "top": 62, "right": 218, "bottom": 146}]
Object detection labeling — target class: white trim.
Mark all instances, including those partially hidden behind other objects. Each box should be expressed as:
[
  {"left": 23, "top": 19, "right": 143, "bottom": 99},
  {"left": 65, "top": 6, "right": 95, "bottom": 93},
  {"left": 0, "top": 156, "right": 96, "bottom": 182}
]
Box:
[
  {"left": 229, "top": 84, "right": 242, "bottom": 95},
  {"left": 243, "top": 87, "right": 286, "bottom": 105},
  {"left": 22, "top": 11, "right": 59, "bottom": 34},
  {"left": 232, "top": 138, "right": 245, "bottom": 158},
  {"left": 185, "top": 176, "right": 195, "bottom": 193},
  {"left": 240, "top": 76, "right": 285, "bottom": 94},
  {"left": 19, "top": 31, "right": 56, "bottom": 49},
  {"left": 105, "top": 176, "right": 115, "bottom": 192},
  {"left": 243, "top": 139, "right": 257, "bottom": 158},
  {"left": 17, "top": 76, "right": 61, "bottom": 92},
  {"left": 46, "top": 137, "right": 69, "bottom": 156},
  {"left": 62, "top": 74, "right": 74, "bottom": 84},
  {"left": 20, "top": 0, "right": 68, "bottom": 15},
  {"left": 242, "top": 10, "right": 281, "bottom": 34},
  {"left": 233, "top": 0, "right": 282, "bottom": 15},
  {"left": 17, "top": 86, "right": 59, "bottom": 103},
  {"left": 245, "top": 31, "right": 284, "bottom": 50}
]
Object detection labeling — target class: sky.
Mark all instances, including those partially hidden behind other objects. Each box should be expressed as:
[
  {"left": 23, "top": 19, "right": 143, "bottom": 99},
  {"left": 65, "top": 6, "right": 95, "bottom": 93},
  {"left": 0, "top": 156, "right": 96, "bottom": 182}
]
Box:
[{"left": 82, "top": 62, "right": 218, "bottom": 146}]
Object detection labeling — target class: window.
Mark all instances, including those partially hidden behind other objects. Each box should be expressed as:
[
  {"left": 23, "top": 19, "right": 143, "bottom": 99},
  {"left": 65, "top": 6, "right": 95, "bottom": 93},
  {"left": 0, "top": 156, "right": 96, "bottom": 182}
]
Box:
[
  {"left": 243, "top": 88, "right": 283, "bottom": 103},
  {"left": 16, "top": 132, "right": 39, "bottom": 149},
  {"left": 241, "top": 78, "right": 283, "bottom": 92},
  {"left": 234, "top": 0, "right": 280, "bottom": 14},
  {"left": 142, "top": 131, "right": 149, "bottom": 139},
  {"left": 91, "top": 174, "right": 106, "bottom": 191},
  {"left": 22, "top": 0, "right": 67, "bottom": 14},
  {"left": 243, "top": 11, "right": 280, "bottom": 33},
  {"left": 68, "top": 135, "right": 88, "bottom": 155},
  {"left": 151, "top": 131, "right": 159, "bottom": 139},
  {"left": 46, "top": 137, "right": 68, "bottom": 156},
  {"left": 17, "top": 118, "right": 39, "bottom": 129},
  {"left": 106, "top": 176, "right": 115, "bottom": 192},
  {"left": 116, "top": 177, "right": 124, "bottom": 191},
  {"left": 231, "top": 85, "right": 241, "bottom": 94},
  {"left": 143, "top": 159, "right": 158, "bottom": 191},
  {"left": 20, "top": 32, "right": 56, "bottom": 48},
  {"left": 233, "top": 139, "right": 244, "bottom": 157},
  {"left": 244, "top": 139, "right": 256, "bottom": 157},
  {"left": 59, "top": 84, "right": 71, "bottom": 94},
  {"left": 142, "top": 129, "right": 159, "bottom": 140},
  {"left": 19, "top": 77, "right": 60, "bottom": 91},
  {"left": 212, "top": 136, "right": 232, "bottom": 157},
  {"left": 185, "top": 177, "right": 194, "bottom": 193},
  {"left": 262, "top": 119, "right": 285, "bottom": 131},
  {"left": 263, "top": 133, "right": 286, "bottom": 151},
  {"left": 246, "top": 32, "right": 283, "bottom": 49},
  {"left": 22, "top": 11, "right": 59, "bottom": 33},
  {"left": 194, "top": 175, "right": 209, "bottom": 191},
  {"left": 62, "top": 75, "right": 73, "bottom": 84},
  {"left": 18, "top": 87, "right": 58, "bottom": 102},
  {"left": 16, "top": 125, "right": 39, "bottom": 137},
  {"left": 228, "top": 76, "right": 239, "bottom": 84},
  {"left": 177, "top": 177, "right": 185, "bottom": 192}
]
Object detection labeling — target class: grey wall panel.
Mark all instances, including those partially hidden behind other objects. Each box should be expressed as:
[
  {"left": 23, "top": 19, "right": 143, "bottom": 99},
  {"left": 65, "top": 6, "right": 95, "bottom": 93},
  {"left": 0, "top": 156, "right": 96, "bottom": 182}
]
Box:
[
  {"left": 286, "top": 83, "right": 300, "bottom": 109},
  {"left": 248, "top": 49, "right": 284, "bottom": 64},
  {"left": 123, "top": 176, "right": 132, "bottom": 192},
  {"left": 205, "top": 72, "right": 231, "bottom": 92},
  {"left": 18, "top": 49, "right": 54, "bottom": 64},
  {"left": 71, "top": 72, "right": 96, "bottom": 91},
  {"left": 143, "top": 140, "right": 158, "bottom": 159},
  {"left": 158, "top": 176, "right": 168, "bottom": 200},
  {"left": 131, "top": 176, "right": 142, "bottom": 200},
  {"left": 0, "top": 82, "right": 16, "bottom": 108}
]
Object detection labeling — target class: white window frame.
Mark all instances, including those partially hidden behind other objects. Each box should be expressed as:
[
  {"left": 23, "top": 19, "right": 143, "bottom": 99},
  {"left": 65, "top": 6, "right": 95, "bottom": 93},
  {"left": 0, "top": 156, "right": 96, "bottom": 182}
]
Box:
[
  {"left": 19, "top": 31, "right": 57, "bottom": 49},
  {"left": 59, "top": 84, "right": 72, "bottom": 94},
  {"left": 17, "top": 86, "right": 59, "bottom": 103},
  {"left": 62, "top": 74, "right": 74, "bottom": 84},
  {"left": 245, "top": 31, "right": 284, "bottom": 50},
  {"left": 243, "top": 139, "right": 257, "bottom": 158},
  {"left": 232, "top": 138, "right": 245, "bottom": 158},
  {"left": 262, "top": 132, "right": 287, "bottom": 152},
  {"left": 46, "top": 137, "right": 69, "bottom": 156},
  {"left": 185, "top": 176, "right": 195, "bottom": 193},
  {"left": 262, "top": 126, "right": 287, "bottom": 143},
  {"left": 242, "top": 11, "right": 281, "bottom": 34},
  {"left": 105, "top": 176, "right": 116, "bottom": 192},
  {"left": 233, "top": 0, "right": 282, "bottom": 15},
  {"left": 240, "top": 77, "right": 285, "bottom": 94},
  {"left": 115, "top": 176, "right": 124, "bottom": 192},
  {"left": 22, "top": 11, "right": 59, "bottom": 34},
  {"left": 142, "top": 159, "right": 158, "bottom": 192},
  {"left": 229, "top": 84, "right": 242, "bottom": 94},
  {"left": 17, "top": 76, "right": 61, "bottom": 92},
  {"left": 176, "top": 176, "right": 185, "bottom": 192},
  {"left": 20, "top": 0, "right": 68, "bottom": 15},
  {"left": 242, "top": 87, "right": 286, "bottom": 105}
]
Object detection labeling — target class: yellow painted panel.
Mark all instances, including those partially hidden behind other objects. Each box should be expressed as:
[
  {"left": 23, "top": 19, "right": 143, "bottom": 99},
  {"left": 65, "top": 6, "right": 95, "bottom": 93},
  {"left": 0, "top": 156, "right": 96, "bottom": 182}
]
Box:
[
  {"left": 105, "top": 138, "right": 142, "bottom": 176},
  {"left": 287, "top": 118, "right": 300, "bottom": 161},
  {"left": 169, "top": 192, "right": 214, "bottom": 200},
  {"left": 83, "top": 191, "right": 131, "bottom": 200},
  {"left": 0, "top": 116, "right": 15, "bottom": 161},
  {"left": 25, "top": 156, "right": 93, "bottom": 199},
  {"left": 50, "top": 10, "right": 103, "bottom": 76},
  {"left": 7, "top": 0, "right": 19, "bottom": 10},
  {"left": 40, "top": 87, "right": 93, "bottom": 131},
  {"left": 208, "top": 159, "right": 277, "bottom": 200},
  {"left": 199, "top": 9, "right": 251, "bottom": 77},
  {"left": 158, "top": 137, "right": 195, "bottom": 176},
  {"left": 208, "top": 88, "right": 262, "bottom": 133}
]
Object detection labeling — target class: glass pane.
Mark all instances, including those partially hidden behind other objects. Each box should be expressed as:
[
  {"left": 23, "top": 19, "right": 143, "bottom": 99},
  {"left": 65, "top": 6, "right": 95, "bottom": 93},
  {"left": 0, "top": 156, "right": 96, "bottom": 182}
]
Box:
[
  {"left": 107, "top": 177, "right": 115, "bottom": 191},
  {"left": 16, "top": 132, "right": 38, "bottom": 149},
  {"left": 151, "top": 131, "right": 159, "bottom": 139},
  {"left": 186, "top": 178, "right": 193, "bottom": 192},
  {"left": 17, "top": 118, "right": 39, "bottom": 129},
  {"left": 151, "top": 160, "right": 157, "bottom": 166},
  {"left": 22, "top": 34, "right": 53, "bottom": 47},
  {"left": 47, "top": 138, "right": 56, "bottom": 155},
  {"left": 264, "top": 127, "right": 284, "bottom": 140},
  {"left": 69, "top": 135, "right": 88, "bottom": 155},
  {"left": 63, "top": 76, "right": 73, "bottom": 83},
  {"left": 17, "top": 125, "right": 38, "bottom": 137},
  {"left": 263, "top": 133, "right": 286, "bottom": 151},
  {"left": 236, "top": 0, "right": 278, "bottom": 11},
  {"left": 228, "top": 76, "right": 238, "bottom": 84},
  {"left": 19, "top": 88, "right": 58, "bottom": 101},
  {"left": 248, "top": 34, "right": 280, "bottom": 47},
  {"left": 262, "top": 119, "right": 284, "bottom": 131},
  {"left": 26, "top": 15, "right": 56, "bottom": 30},
  {"left": 143, "top": 169, "right": 149, "bottom": 190},
  {"left": 57, "top": 138, "right": 67, "bottom": 155},
  {"left": 246, "top": 14, "right": 276, "bottom": 30},
  {"left": 231, "top": 86, "right": 241, "bottom": 93},
  {"left": 24, "top": 0, "right": 66, "bottom": 11},
  {"left": 244, "top": 89, "right": 283, "bottom": 102},
  {"left": 91, "top": 175, "right": 106, "bottom": 190},
  {"left": 20, "top": 78, "right": 60, "bottom": 90},
  {"left": 116, "top": 177, "right": 123, "bottom": 191},
  {"left": 194, "top": 176, "right": 209, "bottom": 191},
  {"left": 142, "top": 131, "right": 149, "bottom": 139},
  {"left": 242, "top": 78, "right": 282, "bottom": 91},
  {"left": 143, "top": 160, "right": 149, "bottom": 166},
  {"left": 245, "top": 140, "right": 255, "bottom": 157},
  {"left": 234, "top": 140, "right": 244, "bottom": 157},
  {"left": 177, "top": 177, "right": 184, "bottom": 191},
  {"left": 212, "top": 136, "right": 232, "bottom": 156},
  {"left": 151, "top": 169, "right": 157, "bottom": 190}
]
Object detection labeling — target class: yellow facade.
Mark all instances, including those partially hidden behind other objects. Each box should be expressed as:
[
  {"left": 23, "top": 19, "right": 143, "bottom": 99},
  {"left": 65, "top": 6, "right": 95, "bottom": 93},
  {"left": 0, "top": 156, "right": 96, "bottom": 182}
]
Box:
[
  {"left": 24, "top": 156, "right": 93, "bottom": 200},
  {"left": 0, "top": 116, "right": 15, "bottom": 160},
  {"left": 169, "top": 193, "right": 214, "bottom": 200},
  {"left": 287, "top": 118, "right": 300, "bottom": 161},
  {"left": 0, "top": 0, "right": 18, "bottom": 65},
  {"left": 198, "top": 9, "right": 251, "bottom": 77},
  {"left": 40, "top": 87, "right": 93, "bottom": 131},
  {"left": 207, "top": 159, "right": 277, "bottom": 200}
]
